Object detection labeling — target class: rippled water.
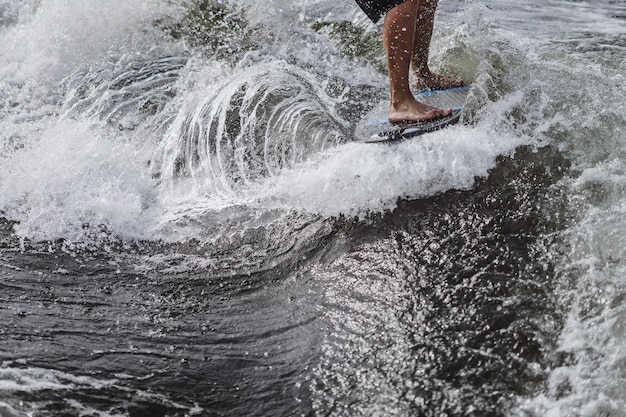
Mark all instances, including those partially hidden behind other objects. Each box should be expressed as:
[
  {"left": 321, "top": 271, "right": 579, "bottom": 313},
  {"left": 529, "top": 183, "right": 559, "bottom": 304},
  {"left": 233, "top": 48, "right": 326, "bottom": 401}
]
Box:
[{"left": 0, "top": 0, "right": 625, "bottom": 415}]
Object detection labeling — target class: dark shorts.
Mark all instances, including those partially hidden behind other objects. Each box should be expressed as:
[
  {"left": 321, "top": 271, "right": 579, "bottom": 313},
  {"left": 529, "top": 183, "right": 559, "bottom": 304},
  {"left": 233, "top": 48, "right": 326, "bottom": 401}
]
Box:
[{"left": 354, "top": 0, "right": 406, "bottom": 23}]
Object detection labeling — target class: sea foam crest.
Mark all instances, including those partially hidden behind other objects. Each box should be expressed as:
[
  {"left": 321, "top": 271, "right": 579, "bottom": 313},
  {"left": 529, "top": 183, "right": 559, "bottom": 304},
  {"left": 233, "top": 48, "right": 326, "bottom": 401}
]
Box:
[
  {"left": 156, "top": 60, "right": 348, "bottom": 201},
  {"left": 0, "top": 0, "right": 178, "bottom": 82},
  {"left": 258, "top": 119, "right": 525, "bottom": 217},
  {"left": 0, "top": 121, "right": 158, "bottom": 243}
]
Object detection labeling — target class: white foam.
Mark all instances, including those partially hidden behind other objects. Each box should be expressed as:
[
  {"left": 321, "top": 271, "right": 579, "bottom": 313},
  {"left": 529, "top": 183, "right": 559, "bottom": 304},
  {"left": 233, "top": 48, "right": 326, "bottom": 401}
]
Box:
[
  {"left": 0, "top": 0, "right": 556, "bottom": 247},
  {"left": 0, "top": 121, "right": 159, "bottom": 243},
  {"left": 514, "top": 289, "right": 626, "bottom": 417},
  {"left": 0, "top": 367, "right": 72, "bottom": 392},
  {"left": 256, "top": 121, "right": 524, "bottom": 217},
  {"left": 0, "top": 365, "right": 204, "bottom": 416},
  {"left": 0, "top": 0, "right": 179, "bottom": 82},
  {"left": 514, "top": 161, "right": 626, "bottom": 416}
]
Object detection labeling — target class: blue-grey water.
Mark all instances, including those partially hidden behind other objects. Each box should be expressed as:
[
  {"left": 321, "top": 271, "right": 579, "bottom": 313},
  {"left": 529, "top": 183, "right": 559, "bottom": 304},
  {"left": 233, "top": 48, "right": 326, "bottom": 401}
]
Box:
[{"left": 0, "top": 0, "right": 625, "bottom": 416}]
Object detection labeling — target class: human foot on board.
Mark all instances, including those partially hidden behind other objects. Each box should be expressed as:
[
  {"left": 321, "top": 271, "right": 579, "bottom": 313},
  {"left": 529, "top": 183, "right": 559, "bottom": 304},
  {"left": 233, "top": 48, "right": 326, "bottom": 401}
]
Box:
[
  {"left": 411, "top": 69, "right": 464, "bottom": 92},
  {"left": 388, "top": 96, "right": 452, "bottom": 125}
]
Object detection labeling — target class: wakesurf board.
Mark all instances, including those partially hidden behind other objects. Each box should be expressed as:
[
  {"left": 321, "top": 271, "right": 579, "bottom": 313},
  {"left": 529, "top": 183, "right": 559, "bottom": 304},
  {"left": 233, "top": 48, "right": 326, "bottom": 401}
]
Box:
[{"left": 355, "top": 85, "right": 470, "bottom": 143}]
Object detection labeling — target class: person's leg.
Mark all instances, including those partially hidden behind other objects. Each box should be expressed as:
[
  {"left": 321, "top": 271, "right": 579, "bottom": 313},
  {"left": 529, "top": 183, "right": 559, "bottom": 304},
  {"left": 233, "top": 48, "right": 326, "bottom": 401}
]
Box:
[
  {"left": 383, "top": 0, "right": 450, "bottom": 123},
  {"left": 411, "top": 0, "right": 463, "bottom": 90}
]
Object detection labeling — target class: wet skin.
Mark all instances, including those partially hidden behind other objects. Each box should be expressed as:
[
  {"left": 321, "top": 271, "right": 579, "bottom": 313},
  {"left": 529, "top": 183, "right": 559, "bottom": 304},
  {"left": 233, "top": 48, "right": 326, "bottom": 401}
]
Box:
[{"left": 383, "top": 0, "right": 464, "bottom": 124}]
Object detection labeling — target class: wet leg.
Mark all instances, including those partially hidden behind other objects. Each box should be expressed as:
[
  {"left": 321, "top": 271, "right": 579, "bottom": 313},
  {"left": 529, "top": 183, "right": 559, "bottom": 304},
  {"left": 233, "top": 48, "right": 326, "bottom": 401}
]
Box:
[
  {"left": 411, "top": 0, "right": 464, "bottom": 90},
  {"left": 383, "top": 0, "right": 451, "bottom": 123}
]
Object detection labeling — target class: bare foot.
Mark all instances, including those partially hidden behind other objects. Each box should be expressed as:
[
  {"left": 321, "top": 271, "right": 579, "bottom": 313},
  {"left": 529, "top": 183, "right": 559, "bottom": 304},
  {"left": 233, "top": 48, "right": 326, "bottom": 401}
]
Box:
[
  {"left": 411, "top": 69, "right": 464, "bottom": 91},
  {"left": 388, "top": 96, "right": 451, "bottom": 124}
]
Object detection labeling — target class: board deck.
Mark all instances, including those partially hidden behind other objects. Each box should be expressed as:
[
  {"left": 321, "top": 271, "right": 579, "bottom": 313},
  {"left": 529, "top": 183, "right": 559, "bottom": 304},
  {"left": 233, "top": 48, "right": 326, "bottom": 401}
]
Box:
[{"left": 355, "top": 85, "right": 470, "bottom": 143}]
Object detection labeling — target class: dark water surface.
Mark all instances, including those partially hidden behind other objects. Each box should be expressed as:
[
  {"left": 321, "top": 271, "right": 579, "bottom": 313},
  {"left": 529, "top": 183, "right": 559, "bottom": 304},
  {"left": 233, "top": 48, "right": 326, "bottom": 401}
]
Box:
[
  {"left": 1, "top": 0, "right": 625, "bottom": 416},
  {"left": 1, "top": 145, "right": 569, "bottom": 416}
]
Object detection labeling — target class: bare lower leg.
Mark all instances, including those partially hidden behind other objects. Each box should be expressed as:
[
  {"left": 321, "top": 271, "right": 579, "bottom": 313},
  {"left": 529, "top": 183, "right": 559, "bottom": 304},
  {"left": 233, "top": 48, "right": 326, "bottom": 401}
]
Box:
[
  {"left": 411, "top": 0, "right": 463, "bottom": 90},
  {"left": 383, "top": 0, "right": 450, "bottom": 123}
]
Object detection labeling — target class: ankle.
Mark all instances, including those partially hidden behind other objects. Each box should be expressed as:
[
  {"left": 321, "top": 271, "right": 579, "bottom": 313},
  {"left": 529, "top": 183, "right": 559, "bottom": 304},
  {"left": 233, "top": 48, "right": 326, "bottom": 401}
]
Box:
[{"left": 415, "top": 67, "right": 432, "bottom": 78}]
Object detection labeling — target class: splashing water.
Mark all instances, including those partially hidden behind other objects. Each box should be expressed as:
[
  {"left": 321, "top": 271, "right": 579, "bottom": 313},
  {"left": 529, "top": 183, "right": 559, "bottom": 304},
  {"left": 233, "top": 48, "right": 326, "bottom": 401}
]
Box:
[{"left": 0, "top": 0, "right": 625, "bottom": 416}]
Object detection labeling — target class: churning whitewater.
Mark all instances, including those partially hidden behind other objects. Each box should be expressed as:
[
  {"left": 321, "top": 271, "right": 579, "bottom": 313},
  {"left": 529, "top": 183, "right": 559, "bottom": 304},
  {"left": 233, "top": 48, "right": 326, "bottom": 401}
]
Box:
[{"left": 0, "top": 0, "right": 625, "bottom": 416}]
